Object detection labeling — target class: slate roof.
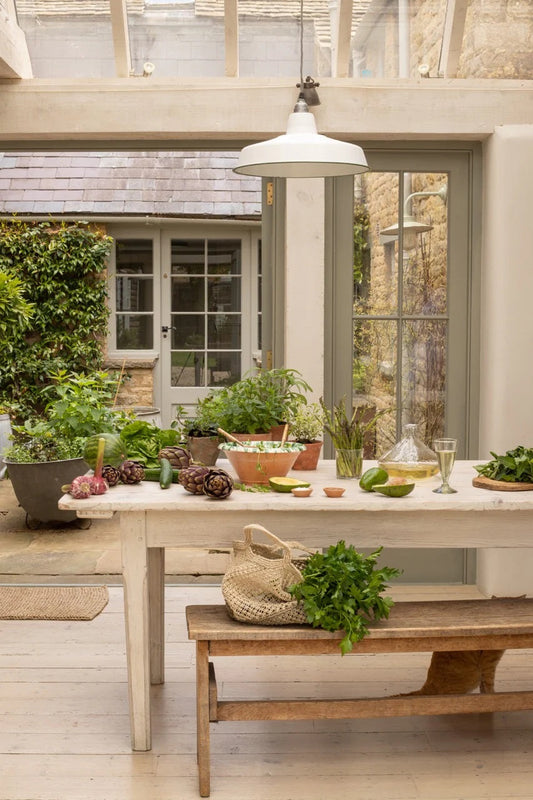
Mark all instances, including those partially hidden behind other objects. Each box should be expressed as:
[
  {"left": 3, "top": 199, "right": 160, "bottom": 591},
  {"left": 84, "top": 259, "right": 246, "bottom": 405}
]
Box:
[{"left": 0, "top": 151, "right": 262, "bottom": 218}]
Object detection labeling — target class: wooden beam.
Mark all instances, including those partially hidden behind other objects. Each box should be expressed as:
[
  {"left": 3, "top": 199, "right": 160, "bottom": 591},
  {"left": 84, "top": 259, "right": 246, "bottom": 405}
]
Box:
[
  {"left": 109, "top": 0, "right": 132, "bottom": 78},
  {"left": 335, "top": 0, "right": 354, "bottom": 79},
  {"left": 438, "top": 0, "right": 469, "bottom": 78},
  {"left": 0, "top": 78, "right": 531, "bottom": 146},
  {"left": 0, "top": 5, "right": 32, "bottom": 79},
  {"left": 224, "top": 0, "right": 239, "bottom": 78}
]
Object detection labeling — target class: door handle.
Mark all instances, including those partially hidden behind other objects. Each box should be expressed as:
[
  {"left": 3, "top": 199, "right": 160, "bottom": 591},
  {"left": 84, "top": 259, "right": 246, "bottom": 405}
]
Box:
[{"left": 161, "top": 326, "right": 176, "bottom": 333}]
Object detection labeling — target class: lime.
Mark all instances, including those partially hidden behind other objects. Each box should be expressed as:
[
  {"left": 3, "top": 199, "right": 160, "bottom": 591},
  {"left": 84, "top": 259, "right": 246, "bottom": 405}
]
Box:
[
  {"left": 372, "top": 481, "right": 415, "bottom": 497},
  {"left": 359, "top": 467, "right": 389, "bottom": 492},
  {"left": 268, "top": 476, "right": 311, "bottom": 492}
]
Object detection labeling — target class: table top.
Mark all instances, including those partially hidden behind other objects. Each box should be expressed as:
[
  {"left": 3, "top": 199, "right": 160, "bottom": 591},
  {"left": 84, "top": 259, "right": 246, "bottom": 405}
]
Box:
[{"left": 58, "top": 460, "right": 533, "bottom": 515}]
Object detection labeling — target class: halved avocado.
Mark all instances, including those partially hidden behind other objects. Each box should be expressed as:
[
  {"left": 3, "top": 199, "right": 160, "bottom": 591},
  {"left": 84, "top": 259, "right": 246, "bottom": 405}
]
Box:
[
  {"left": 359, "top": 467, "right": 389, "bottom": 492},
  {"left": 268, "top": 476, "right": 311, "bottom": 493},
  {"left": 372, "top": 481, "right": 415, "bottom": 497}
]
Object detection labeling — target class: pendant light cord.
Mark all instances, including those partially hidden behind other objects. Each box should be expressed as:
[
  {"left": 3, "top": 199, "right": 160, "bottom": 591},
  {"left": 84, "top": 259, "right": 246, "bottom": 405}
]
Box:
[{"left": 299, "top": 0, "right": 304, "bottom": 88}]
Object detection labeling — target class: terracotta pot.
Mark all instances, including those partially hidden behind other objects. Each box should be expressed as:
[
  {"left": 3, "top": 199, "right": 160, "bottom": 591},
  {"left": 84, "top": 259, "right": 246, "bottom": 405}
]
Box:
[
  {"left": 187, "top": 435, "right": 220, "bottom": 466},
  {"left": 223, "top": 446, "right": 302, "bottom": 485},
  {"left": 292, "top": 441, "right": 323, "bottom": 470},
  {"left": 270, "top": 423, "right": 288, "bottom": 441},
  {"left": 230, "top": 432, "right": 272, "bottom": 442}
]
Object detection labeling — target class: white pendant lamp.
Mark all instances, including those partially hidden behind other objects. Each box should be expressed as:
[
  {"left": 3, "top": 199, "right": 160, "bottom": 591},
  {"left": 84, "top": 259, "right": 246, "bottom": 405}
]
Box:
[{"left": 233, "top": 2, "right": 368, "bottom": 179}]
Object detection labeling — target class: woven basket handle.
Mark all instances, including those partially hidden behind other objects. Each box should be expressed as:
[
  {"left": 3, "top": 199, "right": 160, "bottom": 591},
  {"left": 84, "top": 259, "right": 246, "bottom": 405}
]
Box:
[{"left": 243, "top": 524, "right": 315, "bottom": 557}]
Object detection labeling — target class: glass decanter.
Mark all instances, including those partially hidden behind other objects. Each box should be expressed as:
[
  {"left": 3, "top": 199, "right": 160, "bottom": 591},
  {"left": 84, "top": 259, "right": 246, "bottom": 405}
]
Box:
[{"left": 378, "top": 423, "right": 439, "bottom": 481}]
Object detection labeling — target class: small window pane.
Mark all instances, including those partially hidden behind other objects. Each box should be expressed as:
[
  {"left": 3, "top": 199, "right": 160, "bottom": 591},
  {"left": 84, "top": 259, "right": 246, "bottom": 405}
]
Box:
[
  {"left": 171, "top": 352, "right": 205, "bottom": 387},
  {"left": 208, "top": 276, "right": 241, "bottom": 312},
  {"left": 208, "top": 314, "right": 241, "bottom": 349},
  {"left": 208, "top": 352, "right": 241, "bottom": 387},
  {"left": 116, "top": 277, "right": 153, "bottom": 312},
  {"left": 117, "top": 315, "right": 153, "bottom": 349},
  {"left": 401, "top": 319, "right": 446, "bottom": 444},
  {"left": 172, "top": 314, "right": 204, "bottom": 349},
  {"left": 171, "top": 240, "right": 205, "bottom": 274},
  {"left": 207, "top": 240, "right": 241, "bottom": 275},
  {"left": 172, "top": 276, "right": 204, "bottom": 312},
  {"left": 116, "top": 240, "right": 153, "bottom": 274}
]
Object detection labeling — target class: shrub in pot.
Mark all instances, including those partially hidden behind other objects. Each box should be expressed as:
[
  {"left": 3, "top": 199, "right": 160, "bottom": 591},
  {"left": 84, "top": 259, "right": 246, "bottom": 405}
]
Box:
[{"left": 287, "top": 402, "right": 326, "bottom": 470}]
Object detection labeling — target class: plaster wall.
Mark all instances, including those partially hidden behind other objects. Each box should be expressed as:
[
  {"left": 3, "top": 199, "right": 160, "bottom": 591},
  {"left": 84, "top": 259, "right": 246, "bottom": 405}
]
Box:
[
  {"left": 477, "top": 124, "right": 533, "bottom": 597},
  {"left": 284, "top": 179, "right": 325, "bottom": 400}
]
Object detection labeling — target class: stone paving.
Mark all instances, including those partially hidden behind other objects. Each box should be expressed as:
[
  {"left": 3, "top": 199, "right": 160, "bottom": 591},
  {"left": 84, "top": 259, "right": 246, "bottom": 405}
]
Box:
[{"left": 0, "top": 478, "right": 226, "bottom": 584}]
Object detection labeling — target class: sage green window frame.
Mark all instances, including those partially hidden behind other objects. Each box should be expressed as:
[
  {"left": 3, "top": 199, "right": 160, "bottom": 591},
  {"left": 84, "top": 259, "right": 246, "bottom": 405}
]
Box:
[{"left": 324, "top": 145, "right": 482, "bottom": 461}]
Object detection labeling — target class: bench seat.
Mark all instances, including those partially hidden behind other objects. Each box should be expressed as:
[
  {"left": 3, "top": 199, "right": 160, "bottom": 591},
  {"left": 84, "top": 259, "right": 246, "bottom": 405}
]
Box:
[{"left": 186, "top": 599, "right": 533, "bottom": 796}]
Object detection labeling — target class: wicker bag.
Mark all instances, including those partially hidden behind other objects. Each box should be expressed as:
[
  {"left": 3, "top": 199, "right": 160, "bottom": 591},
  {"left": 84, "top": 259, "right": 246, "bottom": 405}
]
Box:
[{"left": 222, "top": 523, "right": 314, "bottom": 625}]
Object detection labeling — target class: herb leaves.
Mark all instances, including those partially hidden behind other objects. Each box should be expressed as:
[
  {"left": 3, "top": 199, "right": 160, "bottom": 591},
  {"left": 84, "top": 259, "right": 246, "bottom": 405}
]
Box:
[
  {"left": 289, "top": 541, "right": 401, "bottom": 655},
  {"left": 474, "top": 446, "right": 533, "bottom": 483}
]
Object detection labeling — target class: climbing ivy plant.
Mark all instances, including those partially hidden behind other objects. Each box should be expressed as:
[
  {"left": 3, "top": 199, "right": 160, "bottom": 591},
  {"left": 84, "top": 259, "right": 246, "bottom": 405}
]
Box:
[{"left": 0, "top": 219, "right": 113, "bottom": 419}]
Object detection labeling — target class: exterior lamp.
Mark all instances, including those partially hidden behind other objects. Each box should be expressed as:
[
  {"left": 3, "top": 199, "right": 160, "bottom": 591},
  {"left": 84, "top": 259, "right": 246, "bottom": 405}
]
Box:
[
  {"left": 381, "top": 185, "right": 448, "bottom": 250},
  {"left": 233, "top": 2, "right": 368, "bottom": 179}
]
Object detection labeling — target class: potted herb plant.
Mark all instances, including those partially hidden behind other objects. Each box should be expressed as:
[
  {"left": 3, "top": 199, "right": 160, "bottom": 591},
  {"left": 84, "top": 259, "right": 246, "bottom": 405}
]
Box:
[
  {"left": 287, "top": 402, "right": 326, "bottom": 470},
  {"left": 197, "top": 368, "right": 312, "bottom": 439},
  {"left": 4, "top": 370, "right": 129, "bottom": 528},
  {"left": 321, "top": 397, "right": 391, "bottom": 479},
  {"left": 173, "top": 403, "right": 222, "bottom": 466}
]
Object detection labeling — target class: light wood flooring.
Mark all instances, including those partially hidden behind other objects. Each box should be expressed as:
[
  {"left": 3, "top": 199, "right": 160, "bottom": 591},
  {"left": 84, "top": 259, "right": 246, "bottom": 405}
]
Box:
[{"left": 1, "top": 584, "right": 532, "bottom": 800}]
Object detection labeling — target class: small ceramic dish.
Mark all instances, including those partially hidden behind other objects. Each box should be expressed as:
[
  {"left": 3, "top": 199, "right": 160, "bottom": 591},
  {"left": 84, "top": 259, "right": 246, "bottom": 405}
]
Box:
[
  {"left": 291, "top": 486, "right": 313, "bottom": 497},
  {"left": 323, "top": 486, "right": 345, "bottom": 498}
]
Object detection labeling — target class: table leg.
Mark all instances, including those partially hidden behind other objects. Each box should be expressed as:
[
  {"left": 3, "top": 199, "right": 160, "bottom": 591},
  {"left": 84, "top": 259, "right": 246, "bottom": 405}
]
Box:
[
  {"left": 148, "top": 546, "right": 165, "bottom": 685},
  {"left": 196, "top": 640, "right": 211, "bottom": 797},
  {"left": 121, "top": 511, "right": 152, "bottom": 751}
]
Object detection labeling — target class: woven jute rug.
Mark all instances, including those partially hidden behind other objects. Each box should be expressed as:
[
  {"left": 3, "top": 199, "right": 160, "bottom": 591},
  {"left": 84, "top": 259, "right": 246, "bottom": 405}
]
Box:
[{"left": 0, "top": 585, "right": 109, "bottom": 620}]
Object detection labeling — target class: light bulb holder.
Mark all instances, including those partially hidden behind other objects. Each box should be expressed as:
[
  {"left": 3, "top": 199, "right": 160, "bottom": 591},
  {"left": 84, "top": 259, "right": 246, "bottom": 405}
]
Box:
[{"left": 296, "top": 76, "right": 321, "bottom": 107}]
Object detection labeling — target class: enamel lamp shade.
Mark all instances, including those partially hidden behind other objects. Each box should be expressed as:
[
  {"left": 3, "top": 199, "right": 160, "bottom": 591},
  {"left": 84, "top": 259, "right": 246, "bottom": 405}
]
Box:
[{"left": 233, "top": 98, "right": 369, "bottom": 179}]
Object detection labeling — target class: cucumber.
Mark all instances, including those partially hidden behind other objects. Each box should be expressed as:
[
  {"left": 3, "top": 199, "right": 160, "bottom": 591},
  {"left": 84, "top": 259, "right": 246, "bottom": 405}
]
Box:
[
  {"left": 159, "top": 458, "right": 174, "bottom": 489},
  {"left": 143, "top": 466, "right": 180, "bottom": 485}
]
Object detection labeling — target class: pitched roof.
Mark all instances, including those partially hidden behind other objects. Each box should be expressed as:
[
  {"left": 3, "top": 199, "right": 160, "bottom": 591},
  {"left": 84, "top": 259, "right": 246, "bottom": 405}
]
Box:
[{"left": 0, "top": 151, "right": 261, "bottom": 218}]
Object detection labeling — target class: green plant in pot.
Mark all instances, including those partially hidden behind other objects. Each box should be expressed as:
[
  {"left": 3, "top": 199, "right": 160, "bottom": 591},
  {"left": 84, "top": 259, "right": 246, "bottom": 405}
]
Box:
[
  {"left": 4, "top": 370, "right": 129, "bottom": 528},
  {"left": 173, "top": 404, "right": 221, "bottom": 467},
  {"left": 197, "top": 368, "right": 312, "bottom": 438},
  {"left": 321, "top": 397, "right": 391, "bottom": 479},
  {"left": 287, "top": 402, "right": 326, "bottom": 470}
]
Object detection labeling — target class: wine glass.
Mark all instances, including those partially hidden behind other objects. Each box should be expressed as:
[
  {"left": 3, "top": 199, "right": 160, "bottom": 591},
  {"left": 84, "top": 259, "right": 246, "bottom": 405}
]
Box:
[{"left": 433, "top": 438, "right": 458, "bottom": 494}]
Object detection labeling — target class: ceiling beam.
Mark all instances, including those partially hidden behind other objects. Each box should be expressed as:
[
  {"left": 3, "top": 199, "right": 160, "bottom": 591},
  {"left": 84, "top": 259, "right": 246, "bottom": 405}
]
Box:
[
  {"left": 0, "top": 78, "right": 531, "bottom": 147},
  {"left": 438, "top": 0, "right": 469, "bottom": 78},
  {"left": 224, "top": 0, "right": 239, "bottom": 78},
  {"left": 335, "top": 0, "right": 353, "bottom": 79},
  {"left": 0, "top": 3, "right": 32, "bottom": 79},
  {"left": 109, "top": 0, "right": 132, "bottom": 78}
]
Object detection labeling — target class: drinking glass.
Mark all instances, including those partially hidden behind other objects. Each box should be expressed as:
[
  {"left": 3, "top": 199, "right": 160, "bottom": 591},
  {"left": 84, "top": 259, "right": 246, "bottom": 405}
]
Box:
[{"left": 432, "top": 438, "right": 458, "bottom": 494}]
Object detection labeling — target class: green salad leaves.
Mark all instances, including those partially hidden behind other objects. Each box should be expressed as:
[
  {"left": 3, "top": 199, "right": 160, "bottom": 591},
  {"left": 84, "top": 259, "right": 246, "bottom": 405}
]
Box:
[
  {"left": 289, "top": 541, "right": 401, "bottom": 655},
  {"left": 474, "top": 446, "right": 533, "bottom": 483},
  {"left": 119, "top": 421, "right": 179, "bottom": 468}
]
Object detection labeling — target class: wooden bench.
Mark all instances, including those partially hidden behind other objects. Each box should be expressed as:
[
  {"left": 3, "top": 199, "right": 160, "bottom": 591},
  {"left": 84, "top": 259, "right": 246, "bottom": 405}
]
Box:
[{"left": 186, "top": 599, "right": 533, "bottom": 797}]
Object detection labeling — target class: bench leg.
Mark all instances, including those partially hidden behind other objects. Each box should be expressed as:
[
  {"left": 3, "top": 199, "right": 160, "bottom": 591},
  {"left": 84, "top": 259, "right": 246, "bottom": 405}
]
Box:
[{"left": 196, "top": 641, "right": 211, "bottom": 797}]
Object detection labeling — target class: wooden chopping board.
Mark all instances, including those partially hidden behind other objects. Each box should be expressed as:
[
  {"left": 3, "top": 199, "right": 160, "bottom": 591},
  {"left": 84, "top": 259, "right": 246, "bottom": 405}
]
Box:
[{"left": 472, "top": 475, "right": 533, "bottom": 492}]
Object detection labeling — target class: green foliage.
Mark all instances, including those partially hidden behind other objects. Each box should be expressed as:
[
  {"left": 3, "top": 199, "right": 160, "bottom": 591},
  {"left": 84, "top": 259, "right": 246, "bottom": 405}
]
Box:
[
  {"left": 119, "top": 420, "right": 180, "bottom": 468},
  {"left": 0, "top": 219, "right": 112, "bottom": 418},
  {"left": 289, "top": 542, "right": 401, "bottom": 655},
  {"left": 5, "top": 370, "right": 128, "bottom": 463},
  {"left": 474, "top": 446, "right": 533, "bottom": 483},
  {"left": 353, "top": 202, "right": 370, "bottom": 286},
  {"left": 0, "top": 269, "right": 34, "bottom": 354},
  {"left": 287, "top": 402, "right": 326, "bottom": 443},
  {"left": 195, "top": 368, "right": 312, "bottom": 434}
]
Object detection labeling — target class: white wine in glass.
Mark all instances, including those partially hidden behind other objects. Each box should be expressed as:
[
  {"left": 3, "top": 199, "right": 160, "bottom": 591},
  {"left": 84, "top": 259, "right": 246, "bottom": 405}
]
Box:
[{"left": 433, "top": 438, "right": 458, "bottom": 494}]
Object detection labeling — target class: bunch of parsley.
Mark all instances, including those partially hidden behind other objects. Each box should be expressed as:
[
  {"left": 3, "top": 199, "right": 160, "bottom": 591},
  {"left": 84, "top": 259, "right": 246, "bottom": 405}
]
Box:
[
  {"left": 474, "top": 446, "right": 533, "bottom": 483},
  {"left": 289, "top": 541, "right": 401, "bottom": 655}
]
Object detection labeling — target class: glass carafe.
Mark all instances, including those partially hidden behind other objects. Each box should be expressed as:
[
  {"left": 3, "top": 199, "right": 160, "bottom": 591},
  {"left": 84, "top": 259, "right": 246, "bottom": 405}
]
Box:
[{"left": 378, "top": 423, "right": 439, "bottom": 481}]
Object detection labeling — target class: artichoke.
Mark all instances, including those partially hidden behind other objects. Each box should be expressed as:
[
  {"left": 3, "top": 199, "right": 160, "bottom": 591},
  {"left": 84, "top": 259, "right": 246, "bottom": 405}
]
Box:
[
  {"left": 102, "top": 464, "right": 121, "bottom": 487},
  {"left": 179, "top": 465, "right": 210, "bottom": 495},
  {"left": 119, "top": 460, "right": 146, "bottom": 485},
  {"left": 158, "top": 446, "right": 191, "bottom": 470},
  {"left": 203, "top": 468, "right": 233, "bottom": 500}
]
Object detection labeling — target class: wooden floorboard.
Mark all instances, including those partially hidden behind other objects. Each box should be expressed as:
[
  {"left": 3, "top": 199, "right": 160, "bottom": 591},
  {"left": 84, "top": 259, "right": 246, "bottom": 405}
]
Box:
[{"left": 1, "top": 585, "right": 532, "bottom": 800}]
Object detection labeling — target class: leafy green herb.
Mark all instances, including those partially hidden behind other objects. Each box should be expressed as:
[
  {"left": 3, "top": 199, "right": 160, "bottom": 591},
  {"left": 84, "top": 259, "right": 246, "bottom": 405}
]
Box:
[
  {"left": 474, "top": 446, "right": 533, "bottom": 483},
  {"left": 289, "top": 542, "right": 401, "bottom": 655},
  {"left": 119, "top": 421, "right": 179, "bottom": 468}
]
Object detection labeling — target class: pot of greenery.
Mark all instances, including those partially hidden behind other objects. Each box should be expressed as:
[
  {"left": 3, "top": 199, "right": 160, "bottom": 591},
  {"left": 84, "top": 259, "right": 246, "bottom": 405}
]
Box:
[
  {"left": 196, "top": 368, "right": 312, "bottom": 439},
  {"left": 322, "top": 397, "right": 391, "bottom": 479},
  {"left": 4, "top": 370, "right": 129, "bottom": 528},
  {"left": 173, "top": 404, "right": 222, "bottom": 466},
  {"left": 287, "top": 402, "right": 326, "bottom": 470}
]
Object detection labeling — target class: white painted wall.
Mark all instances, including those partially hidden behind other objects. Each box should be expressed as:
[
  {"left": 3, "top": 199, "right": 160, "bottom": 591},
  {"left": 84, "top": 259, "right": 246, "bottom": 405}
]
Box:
[
  {"left": 477, "top": 124, "right": 533, "bottom": 597},
  {"left": 284, "top": 179, "right": 325, "bottom": 401}
]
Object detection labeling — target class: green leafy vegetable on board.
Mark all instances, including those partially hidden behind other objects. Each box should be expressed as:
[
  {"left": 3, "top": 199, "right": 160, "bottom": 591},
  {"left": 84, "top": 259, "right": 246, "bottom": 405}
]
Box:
[
  {"left": 119, "top": 421, "right": 179, "bottom": 469},
  {"left": 289, "top": 541, "right": 401, "bottom": 655},
  {"left": 474, "top": 446, "right": 533, "bottom": 483}
]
